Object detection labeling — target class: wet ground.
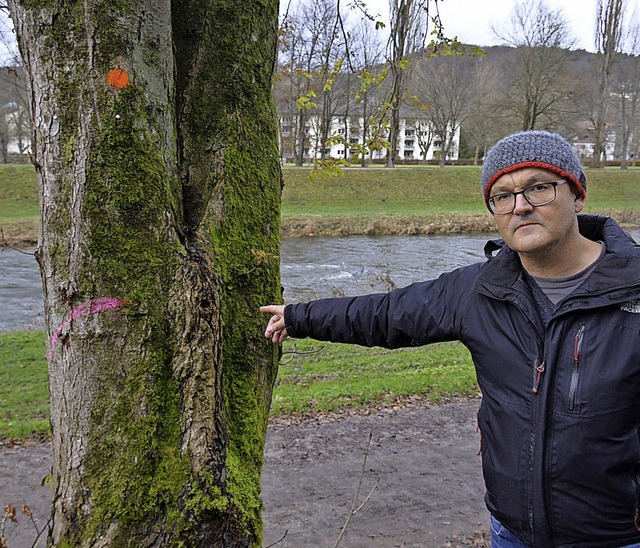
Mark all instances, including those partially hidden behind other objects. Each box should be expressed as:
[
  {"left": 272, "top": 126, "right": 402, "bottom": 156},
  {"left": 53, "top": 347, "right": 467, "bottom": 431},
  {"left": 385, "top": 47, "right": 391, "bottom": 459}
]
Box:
[{"left": 1, "top": 400, "right": 489, "bottom": 547}]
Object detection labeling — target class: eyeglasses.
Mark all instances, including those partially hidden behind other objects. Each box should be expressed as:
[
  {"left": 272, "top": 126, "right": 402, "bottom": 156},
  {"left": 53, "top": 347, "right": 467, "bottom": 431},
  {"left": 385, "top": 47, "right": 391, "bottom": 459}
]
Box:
[{"left": 486, "top": 180, "right": 568, "bottom": 215}]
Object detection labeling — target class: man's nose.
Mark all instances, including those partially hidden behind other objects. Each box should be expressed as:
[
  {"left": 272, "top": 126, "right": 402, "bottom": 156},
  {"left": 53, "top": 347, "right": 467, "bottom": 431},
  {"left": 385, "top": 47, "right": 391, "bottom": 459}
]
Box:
[{"left": 513, "top": 192, "right": 533, "bottom": 214}]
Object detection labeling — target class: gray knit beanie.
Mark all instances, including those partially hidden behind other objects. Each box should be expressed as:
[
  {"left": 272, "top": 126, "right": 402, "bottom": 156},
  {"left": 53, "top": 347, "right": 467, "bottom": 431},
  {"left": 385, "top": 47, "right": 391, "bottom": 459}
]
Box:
[{"left": 481, "top": 130, "right": 587, "bottom": 204}]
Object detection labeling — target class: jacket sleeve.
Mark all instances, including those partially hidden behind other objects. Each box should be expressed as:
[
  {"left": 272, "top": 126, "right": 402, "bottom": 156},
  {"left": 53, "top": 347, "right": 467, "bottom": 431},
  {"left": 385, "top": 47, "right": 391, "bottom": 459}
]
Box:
[{"left": 283, "top": 266, "right": 478, "bottom": 349}]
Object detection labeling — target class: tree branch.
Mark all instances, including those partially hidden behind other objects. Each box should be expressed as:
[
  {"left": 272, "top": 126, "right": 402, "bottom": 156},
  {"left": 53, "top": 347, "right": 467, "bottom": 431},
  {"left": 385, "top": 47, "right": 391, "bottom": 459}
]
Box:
[{"left": 333, "top": 431, "right": 379, "bottom": 548}]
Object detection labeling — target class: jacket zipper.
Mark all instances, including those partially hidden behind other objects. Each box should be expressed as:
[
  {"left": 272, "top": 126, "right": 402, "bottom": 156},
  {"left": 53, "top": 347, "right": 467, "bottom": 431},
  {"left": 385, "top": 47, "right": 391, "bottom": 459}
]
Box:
[
  {"left": 633, "top": 470, "right": 640, "bottom": 532},
  {"left": 532, "top": 356, "right": 545, "bottom": 394},
  {"left": 569, "top": 323, "right": 585, "bottom": 412}
]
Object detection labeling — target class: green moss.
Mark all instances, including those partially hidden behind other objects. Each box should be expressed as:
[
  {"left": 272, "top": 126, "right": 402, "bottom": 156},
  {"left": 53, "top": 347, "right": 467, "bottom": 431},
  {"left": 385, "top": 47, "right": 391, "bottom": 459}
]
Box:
[
  {"left": 81, "top": 336, "right": 231, "bottom": 544},
  {"left": 82, "top": 83, "right": 179, "bottom": 303},
  {"left": 21, "top": 0, "right": 282, "bottom": 543},
  {"left": 177, "top": 3, "right": 282, "bottom": 542}
]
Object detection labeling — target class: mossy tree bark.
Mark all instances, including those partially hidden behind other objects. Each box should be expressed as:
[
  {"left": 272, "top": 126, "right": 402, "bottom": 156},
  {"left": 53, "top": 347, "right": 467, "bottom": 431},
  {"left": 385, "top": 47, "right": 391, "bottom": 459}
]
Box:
[{"left": 7, "top": 0, "right": 282, "bottom": 545}]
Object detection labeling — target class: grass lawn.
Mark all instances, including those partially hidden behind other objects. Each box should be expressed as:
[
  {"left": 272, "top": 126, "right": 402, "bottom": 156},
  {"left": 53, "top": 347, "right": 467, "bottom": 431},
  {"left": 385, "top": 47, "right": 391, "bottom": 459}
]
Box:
[
  {"left": 3, "top": 164, "right": 639, "bottom": 239},
  {"left": 0, "top": 164, "right": 40, "bottom": 245},
  {"left": 273, "top": 339, "right": 478, "bottom": 415},
  {"left": 0, "top": 331, "right": 49, "bottom": 441},
  {"left": 0, "top": 330, "right": 478, "bottom": 441},
  {"left": 0, "top": 164, "right": 39, "bottom": 222},
  {"left": 281, "top": 165, "right": 640, "bottom": 217}
]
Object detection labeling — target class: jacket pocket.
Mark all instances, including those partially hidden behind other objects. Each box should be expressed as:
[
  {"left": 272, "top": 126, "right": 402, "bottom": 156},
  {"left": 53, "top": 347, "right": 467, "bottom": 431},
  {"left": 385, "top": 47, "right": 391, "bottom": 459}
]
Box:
[{"left": 568, "top": 323, "right": 585, "bottom": 412}]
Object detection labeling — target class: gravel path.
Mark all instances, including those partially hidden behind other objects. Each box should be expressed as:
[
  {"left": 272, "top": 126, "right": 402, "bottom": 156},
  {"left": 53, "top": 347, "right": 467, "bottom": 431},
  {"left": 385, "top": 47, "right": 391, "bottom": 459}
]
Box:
[{"left": 1, "top": 400, "right": 489, "bottom": 547}]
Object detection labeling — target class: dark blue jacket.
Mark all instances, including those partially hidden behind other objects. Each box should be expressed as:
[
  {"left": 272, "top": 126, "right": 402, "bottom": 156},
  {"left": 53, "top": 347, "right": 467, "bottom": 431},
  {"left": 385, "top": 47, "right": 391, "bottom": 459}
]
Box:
[{"left": 284, "top": 215, "right": 640, "bottom": 547}]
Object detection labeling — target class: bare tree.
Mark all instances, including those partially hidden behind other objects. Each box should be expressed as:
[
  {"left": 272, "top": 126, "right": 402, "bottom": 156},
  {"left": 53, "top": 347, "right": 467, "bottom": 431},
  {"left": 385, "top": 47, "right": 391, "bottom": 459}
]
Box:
[
  {"left": 493, "top": 0, "right": 575, "bottom": 131},
  {"left": 463, "top": 57, "right": 507, "bottom": 164},
  {"left": 279, "top": 1, "right": 333, "bottom": 165},
  {"left": 385, "top": 0, "right": 432, "bottom": 167},
  {"left": 0, "top": 7, "right": 31, "bottom": 162},
  {"left": 611, "top": 22, "right": 640, "bottom": 169},
  {"left": 592, "top": 0, "right": 625, "bottom": 166},
  {"left": 278, "top": 0, "right": 351, "bottom": 165},
  {"left": 313, "top": 0, "right": 346, "bottom": 160},
  {"left": 276, "top": 16, "right": 309, "bottom": 164},
  {"left": 415, "top": 54, "right": 478, "bottom": 167},
  {"left": 0, "top": 66, "right": 30, "bottom": 161},
  {"left": 415, "top": 118, "right": 433, "bottom": 161},
  {"left": 349, "top": 18, "right": 385, "bottom": 166},
  {"left": 7, "top": 0, "right": 282, "bottom": 545}
]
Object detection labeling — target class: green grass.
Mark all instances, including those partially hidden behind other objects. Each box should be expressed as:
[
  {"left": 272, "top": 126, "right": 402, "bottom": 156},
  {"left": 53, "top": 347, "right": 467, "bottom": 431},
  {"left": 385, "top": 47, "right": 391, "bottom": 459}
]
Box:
[
  {"left": 0, "top": 331, "right": 49, "bottom": 440},
  {"left": 281, "top": 166, "right": 640, "bottom": 218},
  {"left": 0, "top": 164, "right": 40, "bottom": 223},
  {"left": 0, "top": 330, "right": 478, "bottom": 440},
  {"left": 282, "top": 166, "right": 487, "bottom": 216},
  {"left": 3, "top": 164, "right": 638, "bottom": 228},
  {"left": 273, "top": 339, "right": 478, "bottom": 415}
]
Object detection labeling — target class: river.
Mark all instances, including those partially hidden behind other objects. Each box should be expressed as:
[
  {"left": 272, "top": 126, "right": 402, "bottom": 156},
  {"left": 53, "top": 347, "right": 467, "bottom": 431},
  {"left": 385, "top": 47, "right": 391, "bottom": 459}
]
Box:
[{"left": 2, "top": 230, "right": 638, "bottom": 333}]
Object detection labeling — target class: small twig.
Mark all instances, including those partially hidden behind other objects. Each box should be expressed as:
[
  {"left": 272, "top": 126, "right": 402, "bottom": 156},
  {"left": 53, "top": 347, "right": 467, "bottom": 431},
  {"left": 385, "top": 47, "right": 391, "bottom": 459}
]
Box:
[
  {"left": 0, "top": 229, "right": 35, "bottom": 255},
  {"left": 29, "top": 517, "right": 51, "bottom": 548},
  {"left": 282, "top": 346, "right": 324, "bottom": 356},
  {"left": 264, "top": 529, "right": 288, "bottom": 548},
  {"left": 333, "top": 431, "right": 378, "bottom": 548},
  {"left": 280, "top": 345, "right": 324, "bottom": 365},
  {"left": 21, "top": 505, "right": 37, "bottom": 533},
  {"left": 353, "top": 478, "right": 380, "bottom": 515}
]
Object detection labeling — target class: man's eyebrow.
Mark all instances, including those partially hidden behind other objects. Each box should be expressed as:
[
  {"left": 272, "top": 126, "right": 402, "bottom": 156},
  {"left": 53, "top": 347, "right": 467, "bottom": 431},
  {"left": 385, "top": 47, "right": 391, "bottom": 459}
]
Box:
[
  {"left": 491, "top": 184, "right": 513, "bottom": 194},
  {"left": 492, "top": 173, "right": 557, "bottom": 194},
  {"left": 523, "top": 173, "right": 551, "bottom": 184}
]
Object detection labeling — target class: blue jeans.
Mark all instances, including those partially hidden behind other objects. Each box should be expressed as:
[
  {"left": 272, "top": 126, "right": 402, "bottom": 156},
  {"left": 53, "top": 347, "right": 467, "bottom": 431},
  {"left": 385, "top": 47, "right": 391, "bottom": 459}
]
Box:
[
  {"left": 490, "top": 515, "right": 640, "bottom": 548},
  {"left": 490, "top": 515, "right": 528, "bottom": 548}
]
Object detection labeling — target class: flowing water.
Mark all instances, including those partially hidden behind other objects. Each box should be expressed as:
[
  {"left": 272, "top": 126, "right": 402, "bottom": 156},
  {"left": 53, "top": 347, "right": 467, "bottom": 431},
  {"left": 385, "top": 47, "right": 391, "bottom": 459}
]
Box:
[{"left": 2, "top": 230, "right": 639, "bottom": 333}]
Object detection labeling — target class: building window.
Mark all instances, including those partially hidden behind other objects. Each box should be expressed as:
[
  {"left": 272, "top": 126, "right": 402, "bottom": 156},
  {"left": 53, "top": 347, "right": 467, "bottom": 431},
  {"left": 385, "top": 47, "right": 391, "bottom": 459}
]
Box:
[
  {"left": 405, "top": 129, "right": 415, "bottom": 136},
  {"left": 404, "top": 150, "right": 414, "bottom": 158},
  {"left": 404, "top": 140, "right": 414, "bottom": 147}
]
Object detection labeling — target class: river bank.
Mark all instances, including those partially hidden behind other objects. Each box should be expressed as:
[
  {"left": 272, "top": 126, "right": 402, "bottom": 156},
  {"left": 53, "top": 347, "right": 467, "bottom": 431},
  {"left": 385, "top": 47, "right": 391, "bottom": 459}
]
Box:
[{"left": 3, "top": 210, "right": 640, "bottom": 248}]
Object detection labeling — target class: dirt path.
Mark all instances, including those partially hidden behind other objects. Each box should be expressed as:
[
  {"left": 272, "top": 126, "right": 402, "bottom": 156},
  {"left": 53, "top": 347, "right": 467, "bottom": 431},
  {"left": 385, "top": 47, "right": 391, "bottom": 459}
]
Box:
[{"left": 1, "top": 400, "right": 489, "bottom": 547}]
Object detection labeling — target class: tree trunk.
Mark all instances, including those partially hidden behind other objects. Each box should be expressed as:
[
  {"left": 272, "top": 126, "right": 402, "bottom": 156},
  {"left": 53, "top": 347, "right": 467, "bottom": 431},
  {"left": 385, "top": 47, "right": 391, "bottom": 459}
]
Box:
[
  {"left": 7, "top": 0, "right": 282, "bottom": 545},
  {"left": 593, "top": 0, "right": 623, "bottom": 168},
  {"left": 295, "top": 110, "right": 306, "bottom": 166},
  {"left": 387, "top": 101, "right": 399, "bottom": 168}
]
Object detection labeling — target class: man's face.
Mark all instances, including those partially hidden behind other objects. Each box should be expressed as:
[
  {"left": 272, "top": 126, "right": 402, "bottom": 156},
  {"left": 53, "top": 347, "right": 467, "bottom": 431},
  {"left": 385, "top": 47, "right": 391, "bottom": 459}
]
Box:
[{"left": 489, "top": 167, "right": 584, "bottom": 257}]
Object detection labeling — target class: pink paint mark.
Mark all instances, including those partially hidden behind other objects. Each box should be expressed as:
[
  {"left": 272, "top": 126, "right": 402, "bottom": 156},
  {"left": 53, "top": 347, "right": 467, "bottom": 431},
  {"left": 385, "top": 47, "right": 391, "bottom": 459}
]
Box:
[{"left": 49, "top": 297, "right": 125, "bottom": 350}]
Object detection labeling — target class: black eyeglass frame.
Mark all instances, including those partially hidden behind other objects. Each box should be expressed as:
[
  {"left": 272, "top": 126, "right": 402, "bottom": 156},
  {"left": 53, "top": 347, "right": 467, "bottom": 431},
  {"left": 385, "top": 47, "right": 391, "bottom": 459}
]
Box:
[{"left": 486, "top": 180, "right": 568, "bottom": 215}]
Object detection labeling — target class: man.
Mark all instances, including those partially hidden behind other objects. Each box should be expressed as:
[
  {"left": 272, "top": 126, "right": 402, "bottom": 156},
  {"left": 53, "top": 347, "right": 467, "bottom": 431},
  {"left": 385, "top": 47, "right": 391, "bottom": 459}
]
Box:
[{"left": 261, "top": 130, "right": 640, "bottom": 547}]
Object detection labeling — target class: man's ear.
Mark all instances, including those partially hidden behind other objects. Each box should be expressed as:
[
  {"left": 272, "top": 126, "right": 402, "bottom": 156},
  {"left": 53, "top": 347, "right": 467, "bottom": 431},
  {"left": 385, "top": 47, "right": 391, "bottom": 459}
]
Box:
[{"left": 574, "top": 195, "right": 585, "bottom": 213}]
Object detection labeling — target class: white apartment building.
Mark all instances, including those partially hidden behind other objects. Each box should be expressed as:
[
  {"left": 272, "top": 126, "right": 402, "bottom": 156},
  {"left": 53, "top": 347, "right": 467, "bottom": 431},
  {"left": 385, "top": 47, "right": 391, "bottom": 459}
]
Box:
[{"left": 279, "top": 114, "right": 460, "bottom": 164}]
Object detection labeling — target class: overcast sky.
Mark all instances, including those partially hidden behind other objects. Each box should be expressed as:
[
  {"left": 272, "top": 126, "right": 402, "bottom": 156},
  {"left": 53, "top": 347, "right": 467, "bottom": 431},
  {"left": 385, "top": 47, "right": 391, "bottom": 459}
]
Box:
[
  {"left": 362, "top": 0, "right": 640, "bottom": 52},
  {"left": 2, "top": 0, "right": 639, "bottom": 63}
]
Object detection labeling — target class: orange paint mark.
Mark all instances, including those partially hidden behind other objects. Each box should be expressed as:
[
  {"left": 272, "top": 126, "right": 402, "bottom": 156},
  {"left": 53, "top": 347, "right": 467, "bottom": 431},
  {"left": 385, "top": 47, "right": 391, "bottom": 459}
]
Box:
[{"left": 106, "top": 68, "right": 129, "bottom": 89}]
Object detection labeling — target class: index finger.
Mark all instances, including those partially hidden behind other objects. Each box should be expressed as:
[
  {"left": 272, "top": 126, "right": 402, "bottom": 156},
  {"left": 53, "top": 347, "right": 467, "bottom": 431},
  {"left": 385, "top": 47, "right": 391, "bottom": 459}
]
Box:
[{"left": 260, "top": 305, "right": 284, "bottom": 315}]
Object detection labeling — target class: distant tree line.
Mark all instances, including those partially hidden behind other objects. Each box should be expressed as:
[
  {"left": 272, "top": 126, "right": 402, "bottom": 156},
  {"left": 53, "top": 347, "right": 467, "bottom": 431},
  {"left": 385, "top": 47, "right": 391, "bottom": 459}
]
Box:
[
  {"left": 0, "top": 65, "right": 29, "bottom": 162},
  {"left": 1, "top": 0, "right": 638, "bottom": 167},
  {"left": 275, "top": 0, "right": 639, "bottom": 168}
]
